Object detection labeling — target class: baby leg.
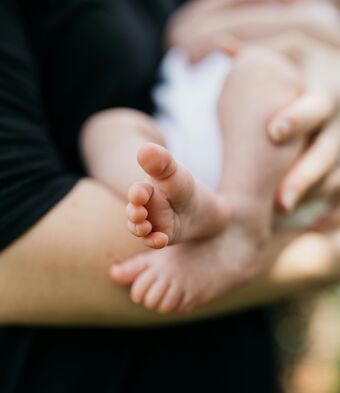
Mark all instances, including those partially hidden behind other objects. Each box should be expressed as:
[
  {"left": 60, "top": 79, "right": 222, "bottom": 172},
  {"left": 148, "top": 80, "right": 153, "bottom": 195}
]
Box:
[
  {"left": 80, "top": 108, "right": 164, "bottom": 199},
  {"left": 112, "top": 48, "right": 304, "bottom": 313},
  {"left": 219, "top": 48, "right": 303, "bottom": 245},
  {"left": 81, "top": 108, "right": 229, "bottom": 248}
]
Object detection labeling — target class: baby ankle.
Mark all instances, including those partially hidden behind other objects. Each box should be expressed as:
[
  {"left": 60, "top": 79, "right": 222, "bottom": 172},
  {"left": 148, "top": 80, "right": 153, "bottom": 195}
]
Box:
[{"left": 224, "top": 193, "right": 272, "bottom": 243}]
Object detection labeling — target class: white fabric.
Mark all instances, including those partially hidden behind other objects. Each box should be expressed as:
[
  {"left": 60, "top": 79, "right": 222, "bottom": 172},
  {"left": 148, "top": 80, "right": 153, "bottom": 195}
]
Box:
[{"left": 154, "top": 49, "right": 232, "bottom": 189}]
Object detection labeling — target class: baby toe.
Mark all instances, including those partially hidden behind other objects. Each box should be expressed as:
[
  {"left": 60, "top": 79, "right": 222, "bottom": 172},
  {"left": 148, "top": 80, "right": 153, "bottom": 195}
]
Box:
[
  {"left": 158, "top": 282, "right": 183, "bottom": 314},
  {"left": 131, "top": 270, "right": 157, "bottom": 304},
  {"left": 177, "top": 294, "right": 196, "bottom": 314},
  {"left": 138, "top": 143, "right": 176, "bottom": 180},
  {"left": 126, "top": 203, "right": 148, "bottom": 224},
  {"left": 143, "top": 232, "right": 169, "bottom": 249},
  {"left": 128, "top": 182, "right": 153, "bottom": 206},
  {"left": 143, "top": 277, "right": 170, "bottom": 310},
  {"left": 128, "top": 220, "right": 152, "bottom": 237},
  {"left": 110, "top": 256, "right": 149, "bottom": 285}
]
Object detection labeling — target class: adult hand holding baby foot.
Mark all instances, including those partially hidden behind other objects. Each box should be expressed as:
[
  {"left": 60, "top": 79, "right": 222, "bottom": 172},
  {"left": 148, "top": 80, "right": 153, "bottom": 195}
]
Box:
[
  {"left": 167, "top": 0, "right": 340, "bottom": 213},
  {"left": 169, "top": 0, "right": 340, "bottom": 211},
  {"left": 263, "top": 33, "right": 340, "bottom": 212}
]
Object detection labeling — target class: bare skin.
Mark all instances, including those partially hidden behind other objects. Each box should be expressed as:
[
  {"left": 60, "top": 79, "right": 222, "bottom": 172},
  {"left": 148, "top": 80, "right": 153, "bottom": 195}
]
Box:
[
  {"left": 167, "top": 0, "right": 340, "bottom": 210},
  {"left": 0, "top": 177, "right": 339, "bottom": 326},
  {"left": 82, "top": 49, "right": 304, "bottom": 313},
  {"left": 116, "top": 49, "right": 304, "bottom": 312},
  {"left": 112, "top": 229, "right": 262, "bottom": 313},
  {"left": 127, "top": 143, "right": 229, "bottom": 248}
]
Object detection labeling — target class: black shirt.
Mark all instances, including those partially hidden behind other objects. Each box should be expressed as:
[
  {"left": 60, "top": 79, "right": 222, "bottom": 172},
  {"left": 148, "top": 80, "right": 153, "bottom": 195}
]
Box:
[{"left": 0, "top": 1, "right": 280, "bottom": 392}]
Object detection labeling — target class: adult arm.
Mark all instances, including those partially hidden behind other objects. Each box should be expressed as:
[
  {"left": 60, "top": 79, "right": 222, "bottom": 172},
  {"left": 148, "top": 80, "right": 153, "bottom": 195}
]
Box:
[{"left": 1, "top": 177, "right": 339, "bottom": 326}]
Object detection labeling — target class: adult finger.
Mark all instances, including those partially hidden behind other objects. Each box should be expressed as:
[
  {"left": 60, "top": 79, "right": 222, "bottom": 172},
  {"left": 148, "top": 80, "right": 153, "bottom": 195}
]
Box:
[
  {"left": 278, "top": 117, "right": 340, "bottom": 211},
  {"left": 187, "top": 33, "right": 241, "bottom": 63},
  {"left": 268, "top": 92, "right": 334, "bottom": 143},
  {"left": 315, "top": 165, "right": 340, "bottom": 198}
]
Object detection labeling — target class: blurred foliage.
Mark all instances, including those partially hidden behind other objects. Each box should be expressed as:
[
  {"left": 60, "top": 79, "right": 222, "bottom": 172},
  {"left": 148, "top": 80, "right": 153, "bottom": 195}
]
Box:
[{"left": 275, "top": 286, "right": 340, "bottom": 393}]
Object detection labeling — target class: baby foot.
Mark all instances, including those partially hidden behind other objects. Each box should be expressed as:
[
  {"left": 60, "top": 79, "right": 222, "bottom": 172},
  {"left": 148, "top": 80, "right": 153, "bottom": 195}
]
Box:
[
  {"left": 111, "top": 227, "right": 261, "bottom": 313},
  {"left": 127, "top": 143, "right": 229, "bottom": 249}
]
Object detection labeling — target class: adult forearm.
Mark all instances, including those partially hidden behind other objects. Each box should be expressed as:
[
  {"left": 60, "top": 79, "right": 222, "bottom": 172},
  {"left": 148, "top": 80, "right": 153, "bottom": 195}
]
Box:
[
  {"left": 0, "top": 178, "right": 338, "bottom": 326},
  {"left": 0, "top": 178, "right": 150, "bottom": 325}
]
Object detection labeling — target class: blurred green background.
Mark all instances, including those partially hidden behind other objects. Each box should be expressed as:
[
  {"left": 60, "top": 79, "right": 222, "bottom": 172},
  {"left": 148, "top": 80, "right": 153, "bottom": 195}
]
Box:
[{"left": 277, "top": 286, "right": 340, "bottom": 393}]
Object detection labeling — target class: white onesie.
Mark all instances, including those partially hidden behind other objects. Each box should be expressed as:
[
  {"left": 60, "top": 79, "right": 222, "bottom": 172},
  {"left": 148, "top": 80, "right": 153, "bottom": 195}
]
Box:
[{"left": 154, "top": 49, "right": 230, "bottom": 190}]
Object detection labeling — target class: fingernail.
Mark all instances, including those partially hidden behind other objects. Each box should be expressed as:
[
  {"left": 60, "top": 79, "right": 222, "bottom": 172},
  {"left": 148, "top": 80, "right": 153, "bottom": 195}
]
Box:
[
  {"left": 268, "top": 119, "right": 292, "bottom": 142},
  {"left": 281, "top": 188, "right": 298, "bottom": 212}
]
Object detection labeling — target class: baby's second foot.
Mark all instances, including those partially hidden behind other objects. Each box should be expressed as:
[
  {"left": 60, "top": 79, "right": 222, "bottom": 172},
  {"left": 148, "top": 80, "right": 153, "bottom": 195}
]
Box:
[
  {"left": 127, "top": 143, "right": 229, "bottom": 249},
  {"left": 111, "top": 226, "right": 262, "bottom": 313}
]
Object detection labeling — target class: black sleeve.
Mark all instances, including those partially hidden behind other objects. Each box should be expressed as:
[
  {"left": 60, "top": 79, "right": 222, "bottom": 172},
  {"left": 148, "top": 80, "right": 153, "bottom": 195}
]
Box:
[{"left": 0, "top": 3, "right": 79, "bottom": 250}]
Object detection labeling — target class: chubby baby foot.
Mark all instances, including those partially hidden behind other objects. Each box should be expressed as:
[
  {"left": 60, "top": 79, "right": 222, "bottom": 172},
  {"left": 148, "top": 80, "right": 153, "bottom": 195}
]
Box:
[
  {"left": 127, "top": 143, "right": 229, "bottom": 249},
  {"left": 111, "top": 228, "right": 261, "bottom": 313}
]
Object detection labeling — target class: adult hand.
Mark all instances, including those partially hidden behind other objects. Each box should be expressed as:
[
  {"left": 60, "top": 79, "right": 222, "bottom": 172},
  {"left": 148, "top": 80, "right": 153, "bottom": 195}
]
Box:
[
  {"left": 170, "top": 1, "right": 340, "bottom": 211},
  {"left": 167, "top": 0, "right": 340, "bottom": 62},
  {"left": 262, "top": 32, "right": 340, "bottom": 211}
]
